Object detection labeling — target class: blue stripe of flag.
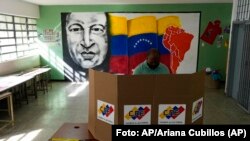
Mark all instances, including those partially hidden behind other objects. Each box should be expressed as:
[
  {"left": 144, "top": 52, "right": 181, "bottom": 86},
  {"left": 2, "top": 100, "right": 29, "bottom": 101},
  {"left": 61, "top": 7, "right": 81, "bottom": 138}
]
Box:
[
  {"left": 110, "top": 35, "right": 128, "bottom": 55},
  {"left": 128, "top": 33, "right": 158, "bottom": 56}
]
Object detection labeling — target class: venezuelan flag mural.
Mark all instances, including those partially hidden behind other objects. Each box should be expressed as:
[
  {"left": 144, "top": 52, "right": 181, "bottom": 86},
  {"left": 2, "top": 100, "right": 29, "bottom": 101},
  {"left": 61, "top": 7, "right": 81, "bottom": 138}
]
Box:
[
  {"left": 109, "top": 13, "right": 200, "bottom": 74},
  {"left": 109, "top": 15, "right": 129, "bottom": 74},
  {"left": 62, "top": 12, "right": 200, "bottom": 81}
]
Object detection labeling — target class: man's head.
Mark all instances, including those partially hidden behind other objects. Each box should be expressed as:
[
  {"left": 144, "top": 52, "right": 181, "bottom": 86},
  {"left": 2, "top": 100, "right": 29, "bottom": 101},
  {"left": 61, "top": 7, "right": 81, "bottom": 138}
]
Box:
[
  {"left": 146, "top": 48, "right": 160, "bottom": 69},
  {"left": 65, "top": 12, "right": 108, "bottom": 69}
]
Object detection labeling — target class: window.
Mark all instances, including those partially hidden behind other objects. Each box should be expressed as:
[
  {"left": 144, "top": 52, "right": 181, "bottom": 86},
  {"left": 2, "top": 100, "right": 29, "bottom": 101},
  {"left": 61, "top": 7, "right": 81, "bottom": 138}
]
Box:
[
  {"left": 0, "top": 14, "right": 38, "bottom": 62},
  {"left": 236, "top": 0, "right": 250, "bottom": 21}
]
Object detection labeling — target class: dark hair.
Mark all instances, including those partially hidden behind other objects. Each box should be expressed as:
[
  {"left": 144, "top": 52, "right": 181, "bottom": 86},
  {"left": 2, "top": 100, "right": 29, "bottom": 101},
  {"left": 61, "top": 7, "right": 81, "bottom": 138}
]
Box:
[{"left": 147, "top": 48, "right": 160, "bottom": 57}]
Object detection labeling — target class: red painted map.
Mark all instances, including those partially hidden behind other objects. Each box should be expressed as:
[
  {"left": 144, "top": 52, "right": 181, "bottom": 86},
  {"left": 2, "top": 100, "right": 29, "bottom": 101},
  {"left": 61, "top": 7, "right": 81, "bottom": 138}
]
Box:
[{"left": 163, "top": 26, "right": 194, "bottom": 73}]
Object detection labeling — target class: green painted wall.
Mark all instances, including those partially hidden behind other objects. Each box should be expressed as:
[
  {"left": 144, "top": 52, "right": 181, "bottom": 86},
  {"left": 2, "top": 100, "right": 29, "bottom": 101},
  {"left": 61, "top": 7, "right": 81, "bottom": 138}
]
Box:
[{"left": 38, "top": 3, "right": 232, "bottom": 80}]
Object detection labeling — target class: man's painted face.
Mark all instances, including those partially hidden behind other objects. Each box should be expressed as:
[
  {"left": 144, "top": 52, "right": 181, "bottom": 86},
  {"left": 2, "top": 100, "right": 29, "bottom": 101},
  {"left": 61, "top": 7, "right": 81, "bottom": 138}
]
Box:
[{"left": 66, "top": 13, "right": 108, "bottom": 68}]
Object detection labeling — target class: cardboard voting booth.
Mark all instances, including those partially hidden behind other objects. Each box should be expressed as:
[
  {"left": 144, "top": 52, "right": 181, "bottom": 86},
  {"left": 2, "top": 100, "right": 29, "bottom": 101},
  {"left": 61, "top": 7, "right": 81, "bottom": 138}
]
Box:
[{"left": 88, "top": 69, "right": 205, "bottom": 141}]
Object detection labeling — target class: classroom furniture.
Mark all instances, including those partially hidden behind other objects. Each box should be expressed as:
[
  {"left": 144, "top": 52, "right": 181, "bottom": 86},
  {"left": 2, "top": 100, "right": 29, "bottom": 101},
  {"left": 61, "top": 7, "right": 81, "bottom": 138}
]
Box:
[{"left": 0, "top": 92, "right": 14, "bottom": 128}]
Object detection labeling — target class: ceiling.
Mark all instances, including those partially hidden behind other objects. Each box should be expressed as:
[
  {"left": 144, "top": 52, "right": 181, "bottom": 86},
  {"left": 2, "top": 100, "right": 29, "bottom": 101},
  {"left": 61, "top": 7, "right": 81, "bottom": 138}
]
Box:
[{"left": 22, "top": 0, "right": 233, "bottom": 5}]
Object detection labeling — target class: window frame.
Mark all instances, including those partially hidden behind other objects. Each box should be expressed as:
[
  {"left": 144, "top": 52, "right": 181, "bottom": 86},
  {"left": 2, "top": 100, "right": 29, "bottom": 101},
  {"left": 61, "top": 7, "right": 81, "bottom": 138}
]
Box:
[
  {"left": 236, "top": 0, "right": 250, "bottom": 21},
  {"left": 0, "top": 14, "right": 38, "bottom": 62}
]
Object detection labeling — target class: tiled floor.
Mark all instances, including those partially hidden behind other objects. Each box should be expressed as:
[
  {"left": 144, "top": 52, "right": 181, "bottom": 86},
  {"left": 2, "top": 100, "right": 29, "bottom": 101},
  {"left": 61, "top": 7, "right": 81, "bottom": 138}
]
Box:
[{"left": 0, "top": 82, "right": 249, "bottom": 141}]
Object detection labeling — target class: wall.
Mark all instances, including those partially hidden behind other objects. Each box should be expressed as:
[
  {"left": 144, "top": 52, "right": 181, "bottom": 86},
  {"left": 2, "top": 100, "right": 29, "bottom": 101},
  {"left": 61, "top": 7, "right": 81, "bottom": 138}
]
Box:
[
  {"left": 225, "top": 0, "right": 238, "bottom": 92},
  {"left": 0, "top": 0, "right": 39, "bottom": 18},
  {"left": 38, "top": 3, "right": 232, "bottom": 80},
  {"left": 0, "top": 55, "right": 40, "bottom": 76}
]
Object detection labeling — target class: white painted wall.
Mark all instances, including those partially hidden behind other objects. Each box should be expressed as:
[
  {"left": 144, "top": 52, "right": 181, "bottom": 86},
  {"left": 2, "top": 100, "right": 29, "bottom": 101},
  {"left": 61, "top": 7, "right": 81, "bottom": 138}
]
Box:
[
  {"left": 0, "top": 0, "right": 39, "bottom": 18},
  {"left": 0, "top": 55, "right": 40, "bottom": 76}
]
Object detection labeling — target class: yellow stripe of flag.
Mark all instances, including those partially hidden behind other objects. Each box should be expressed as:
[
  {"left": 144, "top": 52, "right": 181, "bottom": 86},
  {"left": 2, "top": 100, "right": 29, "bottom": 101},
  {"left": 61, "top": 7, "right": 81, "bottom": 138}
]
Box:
[
  {"left": 109, "top": 15, "right": 128, "bottom": 35},
  {"left": 128, "top": 16, "right": 157, "bottom": 37},
  {"left": 157, "top": 16, "right": 182, "bottom": 35}
]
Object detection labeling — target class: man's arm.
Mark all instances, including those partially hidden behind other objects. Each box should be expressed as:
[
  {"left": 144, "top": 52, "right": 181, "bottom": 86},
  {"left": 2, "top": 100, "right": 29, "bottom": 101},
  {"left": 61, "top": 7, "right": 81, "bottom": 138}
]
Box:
[{"left": 133, "top": 64, "right": 142, "bottom": 75}]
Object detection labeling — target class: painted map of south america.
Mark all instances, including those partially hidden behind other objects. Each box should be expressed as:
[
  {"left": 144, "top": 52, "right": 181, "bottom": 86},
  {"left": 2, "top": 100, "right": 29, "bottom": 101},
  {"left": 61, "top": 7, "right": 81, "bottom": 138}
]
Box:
[{"left": 162, "top": 26, "right": 194, "bottom": 73}]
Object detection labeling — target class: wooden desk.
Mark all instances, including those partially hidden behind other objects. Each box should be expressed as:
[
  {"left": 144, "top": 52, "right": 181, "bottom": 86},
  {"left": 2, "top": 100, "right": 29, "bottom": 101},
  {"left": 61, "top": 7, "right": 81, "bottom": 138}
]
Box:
[{"left": 49, "top": 123, "right": 97, "bottom": 141}]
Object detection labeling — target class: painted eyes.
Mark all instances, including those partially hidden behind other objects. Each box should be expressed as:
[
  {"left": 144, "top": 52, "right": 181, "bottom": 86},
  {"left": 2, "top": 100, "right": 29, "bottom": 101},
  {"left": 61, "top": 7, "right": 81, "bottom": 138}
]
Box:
[
  {"left": 68, "top": 24, "right": 83, "bottom": 32},
  {"left": 90, "top": 25, "right": 105, "bottom": 35},
  {"left": 68, "top": 24, "right": 105, "bottom": 35}
]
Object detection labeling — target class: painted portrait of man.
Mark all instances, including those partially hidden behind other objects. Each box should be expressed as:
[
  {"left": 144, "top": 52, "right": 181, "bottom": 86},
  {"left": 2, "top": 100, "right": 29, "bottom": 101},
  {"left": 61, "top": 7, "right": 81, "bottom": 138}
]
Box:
[{"left": 61, "top": 12, "right": 110, "bottom": 81}]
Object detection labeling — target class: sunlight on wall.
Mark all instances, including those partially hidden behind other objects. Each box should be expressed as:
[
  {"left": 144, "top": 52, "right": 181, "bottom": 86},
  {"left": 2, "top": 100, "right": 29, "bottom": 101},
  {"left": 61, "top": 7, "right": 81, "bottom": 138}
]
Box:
[
  {"left": 37, "top": 36, "right": 88, "bottom": 82},
  {"left": 37, "top": 40, "right": 75, "bottom": 81},
  {"left": 68, "top": 81, "right": 89, "bottom": 97}
]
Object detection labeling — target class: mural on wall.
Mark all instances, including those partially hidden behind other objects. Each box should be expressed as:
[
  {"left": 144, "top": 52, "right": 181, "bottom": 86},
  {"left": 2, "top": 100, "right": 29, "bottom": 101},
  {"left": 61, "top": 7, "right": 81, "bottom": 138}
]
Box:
[
  {"left": 162, "top": 24, "right": 194, "bottom": 73},
  {"left": 61, "top": 12, "right": 110, "bottom": 81},
  {"left": 61, "top": 12, "right": 200, "bottom": 81},
  {"left": 200, "top": 20, "right": 222, "bottom": 45},
  {"left": 109, "top": 13, "right": 200, "bottom": 74}
]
